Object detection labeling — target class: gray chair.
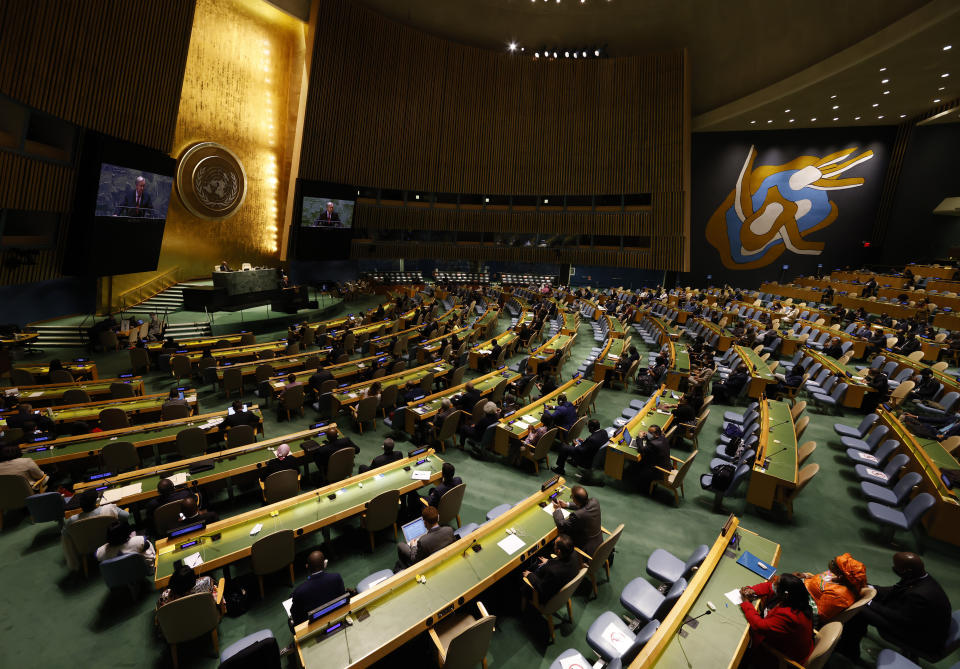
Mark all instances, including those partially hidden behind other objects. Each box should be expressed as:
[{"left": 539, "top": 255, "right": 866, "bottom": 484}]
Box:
[
  {"left": 585, "top": 610, "right": 660, "bottom": 663},
  {"left": 226, "top": 424, "right": 256, "bottom": 449},
  {"left": 646, "top": 544, "right": 709, "bottom": 584},
  {"left": 854, "top": 454, "right": 909, "bottom": 486},
  {"left": 62, "top": 515, "right": 116, "bottom": 577},
  {"left": 619, "top": 576, "right": 687, "bottom": 623},
  {"left": 62, "top": 388, "right": 91, "bottom": 404},
  {"left": 260, "top": 469, "right": 300, "bottom": 505},
  {"left": 700, "top": 463, "right": 751, "bottom": 513},
  {"left": 250, "top": 529, "right": 296, "bottom": 598},
  {"left": 325, "top": 447, "right": 355, "bottom": 484},
  {"left": 156, "top": 586, "right": 223, "bottom": 669},
  {"left": 861, "top": 471, "right": 922, "bottom": 506},
  {"left": 176, "top": 427, "right": 208, "bottom": 459},
  {"left": 99, "top": 408, "right": 130, "bottom": 430},
  {"left": 25, "top": 492, "right": 65, "bottom": 529},
  {"left": 524, "top": 565, "right": 588, "bottom": 643},
  {"left": 362, "top": 489, "right": 400, "bottom": 552},
  {"left": 100, "top": 552, "right": 149, "bottom": 601},
  {"left": 356, "top": 568, "right": 394, "bottom": 593},
  {"left": 218, "top": 628, "right": 280, "bottom": 669},
  {"left": 428, "top": 601, "right": 496, "bottom": 669},
  {"left": 842, "top": 425, "right": 890, "bottom": 452},
  {"left": 847, "top": 439, "right": 898, "bottom": 467},
  {"left": 579, "top": 523, "right": 624, "bottom": 598},
  {"left": 867, "top": 492, "right": 936, "bottom": 547},
  {"left": 101, "top": 440, "right": 140, "bottom": 473},
  {"left": 110, "top": 382, "right": 136, "bottom": 399}
]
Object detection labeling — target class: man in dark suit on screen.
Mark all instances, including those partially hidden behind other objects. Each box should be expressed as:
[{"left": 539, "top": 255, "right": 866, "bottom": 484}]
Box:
[
  {"left": 115, "top": 176, "right": 154, "bottom": 217},
  {"left": 314, "top": 201, "right": 341, "bottom": 227}
]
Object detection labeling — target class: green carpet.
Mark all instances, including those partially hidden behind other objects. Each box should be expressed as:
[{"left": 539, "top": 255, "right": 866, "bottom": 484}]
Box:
[{"left": 2, "top": 297, "right": 958, "bottom": 669}]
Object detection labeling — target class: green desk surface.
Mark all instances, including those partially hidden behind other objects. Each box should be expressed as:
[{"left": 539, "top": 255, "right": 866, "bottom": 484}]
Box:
[
  {"left": 499, "top": 378, "right": 596, "bottom": 438},
  {"left": 608, "top": 316, "right": 625, "bottom": 333},
  {"left": 22, "top": 408, "right": 263, "bottom": 466},
  {"left": 609, "top": 387, "right": 682, "bottom": 458},
  {"left": 333, "top": 362, "right": 453, "bottom": 404},
  {"left": 648, "top": 316, "right": 678, "bottom": 339},
  {"left": 651, "top": 528, "right": 779, "bottom": 668},
  {"left": 326, "top": 354, "right": 395, "bottom": 380},
  {"left": 672, "top": 343, "right": 690, "bottom": 374},
  {"left": 368, "top": 325, "right": 424, "bottom": 348},
  {"left": 146, "top": 334, "right": 245, "bottom": 352},
  {"left": 419, "top": 326, "right": 471, "bottom": 351},
  {"left": 531, "top": 334, "right": 574, "bottom": 359},
  {"left": 885, "top": 352, "right": 960, "bottom": 393},
  {"left": 474, "top": 331, "right": 518, "bottom": 353},
  {"left": 407, "top": 369, "right": 518, "bottom": 424},
  {"left": 736, "top": 346, "right": 774, "bottom": 381},
  {"left": 179, "top": 340, "right": 288, "bottom": 363},
  {"left": 45, "top": 394, "right": 197, "bottom": 423},
  {"left": 473, "top": 310, "right": 500, "bottom": 330},
  {"left": 215, "top": 350, "right": 332, "bottom": 379},
  {"left": 156, "top": 453, "right": 444, "bottom": 586},
  {"left": 4, "top": 377, "right": 142, "bottom": 404},
  {"left": 597, "top": 337, "right": 627, "bottom": 366},
  {"left": 296, "top": 481, "right": 564, "bottom": 668},
  {"left": 882, "top": 412, "right": 958, "bottom": 502},
  {"left": 77, "top": 424, "right": 320, "bottom": 509},
  {"left": 760, "top": 400, "right": 797, "bottom": 483},
  {"left": 15, "top": 361, "right": 97, "bottom": 378}
]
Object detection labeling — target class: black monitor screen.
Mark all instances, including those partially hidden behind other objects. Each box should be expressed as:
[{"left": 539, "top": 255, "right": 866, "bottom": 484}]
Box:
[
  {"left": 301, "top": 197, "right": 353, "bottom": 228},
  {"left": 95, "top": 163, "right": 173, "bottom": 219}
]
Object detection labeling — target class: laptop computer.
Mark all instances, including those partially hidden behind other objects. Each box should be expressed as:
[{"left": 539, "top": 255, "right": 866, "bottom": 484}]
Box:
[
  {"left": 622, "top": 430, "right": 633, "bottom": 448},
  {"left": 401, "top": 516, "right": 429, "bottom": 543}
]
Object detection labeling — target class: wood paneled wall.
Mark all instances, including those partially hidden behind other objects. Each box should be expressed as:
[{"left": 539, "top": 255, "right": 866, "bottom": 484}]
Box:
[
  {"left": 0, "top": 0, "right": 196, "bottom": 153},
  {"left": 299, "top": 0, "right": 689, "bottom": 270},
  {"left": 0, "top": 153, "right": 73, "bottom": 211}
]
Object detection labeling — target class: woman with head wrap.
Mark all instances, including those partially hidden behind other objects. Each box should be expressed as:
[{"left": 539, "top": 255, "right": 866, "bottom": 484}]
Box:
[
  {"left": 259, "top": 442, "right": 300, "bottom": 480},
  {"left": 799, "top": 552, "right": 867, "bottom": 622}
]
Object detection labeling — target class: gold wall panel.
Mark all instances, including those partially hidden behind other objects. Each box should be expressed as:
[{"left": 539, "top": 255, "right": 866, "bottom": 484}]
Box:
[{"left": 112, "top": 0, "right": 306, "bottom": 295}]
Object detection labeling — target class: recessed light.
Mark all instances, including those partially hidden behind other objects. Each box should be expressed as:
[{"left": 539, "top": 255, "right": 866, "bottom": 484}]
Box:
[
  {"left": 934, "top": 98, "right": 941, "bottom": 103},
  {"left": 833, "top": 117, "right": 839, "bottom": 121},
  {"left": 945, "top": 45, "right": 953, "bottom": 51},
  {"left": 508, "top": 42, "right": 517, "bottom": 52},
  {"left": 833, "top": 105, "right": 839, "bottom": 109},
  {"left": 855, "top": 116, "right": 861, "bottom": 120},
  {"left": 485, "top": 197, "right": 490, "bottom": 203},
  {"left": 534, "top": 52, "right": 540, "bottom": 58},
  {"left": 881, "top": 79, "right": 889, "bottom": 84},
  {"left": 872, "top": 103, "right": 879, "bottom": 107},
  {"left": 883, "top": 91, "right": 890, "bottom": 95},
  {"left": 880, "top": 67, "right": 887, "bottom": 72},
  {"left": 810, "top": 117, "right": 817, "bottom": 121},
  {"left": 594, "top": 49, "right": 600, "bottom": 56},
  {"left": 784, "top": 108, "right": 791, "bottom": 113},
  {"left": 767, "top": 119, "right": 773, "bottom": 124},
  {"left": 878, "top": 115, "right": 884, "bottom": 119},
  {"left": 942, "top": 73, "right": 950, "bottom": 78},
  {"left": 939, "top": 86, "right": 946, "bottom": 91},
  {"left": 830, "top": 95, "right": 837, "bottom": 99},
  {"left": 750, "top": 120, "right": 756, "bottom": 124},
  {"left": 900, "top": 114, "right": 906, "bottom": 118},
  {"left": 789, "top": 119, "right": 795, "bottom": 123}
]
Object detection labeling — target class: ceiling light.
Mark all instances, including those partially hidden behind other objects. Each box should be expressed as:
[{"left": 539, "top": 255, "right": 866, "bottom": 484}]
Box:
[
  {"left": 553, "top": 51, "right": 558, "bottom": 58},
  {"left": 832, "top": 105, "right": 839, "bottom": 109},
  {"left": 855, "top": 116, "right": 861, "bottom": 120},
  {"left": 881, "top": 79, "right": 889, "bottom": 84},
  {"left": 594, "top": 49, "right": 600, "bottom": 56},
  {"left": 833, "top": 117, "right": 839, "bottom": 121},
  {"left": 508, "top": 42, "right": 517, "bottom": 52},
  {"left": 883, "top": 91, "right": 890, "bottom": 95},
  {"left": 810, "top": 117, "right": 817, "bottom": 121},
  {"left": 414, "top": 194, "right": 420, "bottom": 200},
  {"left": 900, "top": 114, "right": 906, "bottom": 118},
  {"left": 573, "top": 52, "right": 578, "bottom": 58},
  {"left": 945, "top": 45, "right": 953, "bottom": 51},
  {"left": 564, "top": 51, "right": 569, "bottom": 57},
  {"left": 484, "top": 197, "right": 490, "bottom": 203},
  {"left": 830, "top": 95, "right": 837, "bottom": 99},
  {"left": 784, "top": 108, "right": 791, "bottom": 113},
  {"left": 750, "top": 120, "right": 756, "bottom": 124},
  {"left": 878, "top": 115, "right": 884, "bottom": 119},
  {"left": 934, "top": 98, "right": 941, "bottom": 103},
  {"left": 872, "top": 103, "right": 879, "bottom": 107},
  {"left": 582, "top": 51, "right": 587, "bottom": 57},
  {"left": 767, "top": 119, "right": 773, "bottom": 124},
  {"left": 788, "top": 118, "right": 795, "bottom": 123},
  {"left": 939, "top": 86, "right": 946, "bottom": 90},
  {"left": 534, "top": 52, "right": 540, "bottom": 58},
  {"left": 879, "top": 67, "right": 887, "bottom": 72},
  {"left": 942, "top": 73, "right": 950, "bottom": 78}
]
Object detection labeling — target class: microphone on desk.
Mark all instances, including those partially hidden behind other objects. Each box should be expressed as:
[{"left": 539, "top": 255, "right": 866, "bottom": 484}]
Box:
[
  {"left": 768, "top": 417, "right": 793, "bottom": 432},
  {"left": 679, "top": 607, "right": 713, "bottom": 629},
  {"left": 764, "top": 446, "right": 789, "bottom": 467}
]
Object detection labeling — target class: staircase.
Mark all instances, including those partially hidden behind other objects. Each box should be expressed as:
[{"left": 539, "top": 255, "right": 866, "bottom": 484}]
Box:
[{"left": 131, "top": 283, "right": 186, "bottom": 312}]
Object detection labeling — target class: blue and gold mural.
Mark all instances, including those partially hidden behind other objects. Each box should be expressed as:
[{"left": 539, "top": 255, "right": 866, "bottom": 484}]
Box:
[
  {"left": 707, "top": 145, "right": 874, "bottom": 269},
  {"left": 690, "top": 129, "right": 894, "bottom": 284}
]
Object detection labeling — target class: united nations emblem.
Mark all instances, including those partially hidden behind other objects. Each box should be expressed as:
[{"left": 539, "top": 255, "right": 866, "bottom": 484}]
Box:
[
  {"left": 706, "top": 145, "right": 873, "bottom": 270},
  {"left": 176, "top": 142, "right": 247, "bottom": 219}
]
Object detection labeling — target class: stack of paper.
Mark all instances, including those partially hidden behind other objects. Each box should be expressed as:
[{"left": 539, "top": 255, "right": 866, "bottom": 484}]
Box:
[
  {"left": 102, "top": 482, "right": 143, "bottom": 504},
  {"left": 168, "top": 472, "right": 190, "bottom": 486},
  {"left": 497, "top": 533, "right": 525, "bottom": 555}
]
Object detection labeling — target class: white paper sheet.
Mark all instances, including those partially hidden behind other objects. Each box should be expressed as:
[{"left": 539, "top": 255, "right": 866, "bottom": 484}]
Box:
[
  {"left": 168, "top": 472, "right": 190, "bottom": 486},
  {"left": 101, "top": 482, "right": 143, "bottom": 504},
  {"left": 724, "top": 588, "right": 743, "bottom": 605},
  {"left": 497, "top": 533, "right": 525, "bottom": 555},
  {"left": 559, "top": 655, "right": 590, "bottom": 669},
  {"left": 600, "top": 622, "right": 633, "bottom": 655},
  {"left": 542, "top": 502, "right": 570, "bottom": 519},
  {"left": 29, "top": 391, "right": 45, "bottom": 398},
  {"left": 411, "top": 470, "right": 431, "bottom": 480},
  {"left": 282, "top": 597, "right": 294, "bottom": 620},
  {"left": 184, "top": 552, "right": 203, "bottom": 568}
]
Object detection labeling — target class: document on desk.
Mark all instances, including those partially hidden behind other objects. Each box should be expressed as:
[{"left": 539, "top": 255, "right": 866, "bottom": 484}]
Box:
[
  {"left": 29, "top": 391, "right": 45, "bottom": 398},
  {"left": 184, "top": 552, "right": 203, "bottom": 569},
  {"left": 168, "top": 472, "right": 190, "bottom": 486},
  {"left": 497, "top": 533, "right": 525, "bottom": 556},
  {"left": 724, "top": 588, "right": 743, "bottom": 605},
  {"left": 411, "top": 470, "right": 431, "bottom": 480},
  {"left": 101, "top": 482, "right": 143, "bottom": 504},
  {"left": 542, "top": 502, "right": 570, "bottom": 519}
]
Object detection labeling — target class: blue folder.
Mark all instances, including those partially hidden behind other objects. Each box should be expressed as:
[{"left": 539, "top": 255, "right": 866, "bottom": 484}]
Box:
[{"left": 737, "top": 551, "right": 776, "bottom": 580}]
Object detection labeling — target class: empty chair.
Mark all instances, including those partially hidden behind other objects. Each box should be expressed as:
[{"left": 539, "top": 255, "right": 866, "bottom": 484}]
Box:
[
  {"left": 867, "top": 492, "right": 936, "bottom": 544},
  {"left": 585, "top": 611, "right": 660, "bottom": 663},
  {"left": 649, "top": 450, "right": 698, "bottom": 505},
  {"left": 485, "top": 502, "right": 513, "bottom": 521},
  {"left": 156, "top": 579, "right": 224, "bottom": 669},
  {"left": 798, "top": 441, "right": 817, "bottom": 466},
  {"left": 356, "top": 568, "right": 394, "bottom": 593},
  {"left": 524, "top": 566, "right": 588, "bottom": 643},
  {"left": 362, "top": 489, "right": 400, "bottom": 552},
  {"left": 861, "top": 471, "right": 922, "bottom": 506},
  {"left": 176, "top": 427, "right": 208, "bottom": 459},
  {"left": 110, "top": 382, "right": 136, "bottom": 399},
  {"left": 62, "top": 388, "right": 91, "bottom": 404},
  {"left": 250, "top": 529, "right": 296, "bottom": 598},
  {"left": 218, "top": 629, "right": 281, "bottom": 669},
  {"left": 646, "top": 544, "right": 709, "bottom": 584},
  {"left": 812, "top": 382, "right": 848, "bottom": 411},
  {"left": 854, "top": 453, "right": 910, "bottom": 486},
  {"left": 620, "top": 576, "right": 687, "bottom": 623},
  {"left": 25, "top": 492, "right": 65, "bottom": 529},
  {"left": 129, "top": 348, "right": 150, "bottom": 374},
  {"left": 835, "top": 413, "right": 879, "bottom": 439},
  {"left": 842, "top": 425, "right": 889, "bottom": 452},
  {"left": 11, "top": 368, "right": 36, "bottom": 385},
  {"left": 101, "top": 440, "right": 140, "bottom": 473},
  {"left": 222, "top": 367, "right": 243, "bottom": 398},
  {"left": 226, "top": 424, "right": 256, "bottom": 449},
  {"left": 260, "top": 469, "right": 300, "bottom": 504},
  {"left": 847, "top": 439, "right": 898, "bottom": 467},
  {"left": 99, "top": 407, "right": 130, "bottom": 430},
  {"left": 162, "top": 403, "right": 191, "bottom": 421},
  {"left": 279, "top": 385, "right": 305, "bottom": 421},
  {"left": 325, "top": 447, "right": 354, "bottom": 484},
  {"left": 50, "top": 369, "right": 74, "bottom": 384},
  {"left": 428, "top": 601, "right": 497, "bottom": 669},
  {"left": 100, "top": 552, "right": 149, "bottom": 601},
  {"left": 782, "top": 463, "right": 819, "bottom": 521},
  {"left": 170, "top": 356, "right": 193, "bottom": 385}
]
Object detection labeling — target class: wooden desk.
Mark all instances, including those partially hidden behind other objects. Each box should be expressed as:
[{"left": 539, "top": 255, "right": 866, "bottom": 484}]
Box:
[
  {"left": 694, "top": 319, "right": 733, "bottom": 352},
  {"left": 604, "top": 386, "right": 680, "bottom": 480},
  {"left": 172, "top": 340, "right": 290, "bottom": 366},
  {"left": 469, "top": 331, "right": 518, "bottom": 370},
  {"left": 529, "top": 333, "right": 576, "bottom": 375},
  {"left": 401, "top": 368, "right": 520, "bottom": 434},
  {"left": 747, "top": 400, "right": 798, "bottom": 510},
  {"left": 146, "top": 332, "right": 247, "bottom": 354},
  {"left": 559, "top": 311, "right": 580, "bottom": 336},
  {"left": 494, "top": 377, "right": 597, "bottom": 456},
  {"left": 878, "top": 410, "right": 960, "bottom": 547},
  {"left": 4, "top": 377, "right": 143, "bottom": 406},
  {"left": 415, "top": 326, "right": 472, "bottom": 364},
  {"left": 19, "top": 407, "right": 263, "bottom": 467},
  {"left": 734, "top": 346, "right": 776, "bottom": 399},
  {"left": 34, "top": 392, "right": 198, "bottom": 426},
  {"left": 801, "top": 348, "right": 870, "bottom": 408},
  {"left": 592, "top": 335, "right": 630, "bottom": 382},
  {"left": 154, "top": 449, "right": 444, "bottom": 589},
  {"left": 331, "top": 361, "right": 453, "bottom": 413},
  {"left": 14, "top": 360, "right": 98, "bottom": 381},
  {"left": 880, "top": 351, "right": 960, "bottom": 396},
  {"left": 295, "top": 479, "right": 565, "bottom": 668},
  {"left": 471, "top": 308, "right": 501, "bottom": 337},
  {"left": 631, "top": 517, "right": 781, "bottom": 668},
  {"left": 213, "top": 349, "right": 332, "bottom": 385},
  {"left": 606, "top": 314, "right": 627, "bottom": 338}
]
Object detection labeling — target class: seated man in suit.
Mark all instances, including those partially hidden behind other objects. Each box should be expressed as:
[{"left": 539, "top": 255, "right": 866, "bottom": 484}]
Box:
[
  {"left": 290, "top": 550, "right": 347, "bottom": 626},
  {"left": 174, "top": 496, "right": 219, "bottom": 529},
  {"left": 552, "top": 486, "right": 603, "bottom": 556},
  {"left": 454, "top": 381, "right": 483, "bottom": 411},
  {"left": 358, "top": 437, "right": 402, "bottom": 473},
  {"left": 395, "top": 505, "right": 455, "bottom": 571},
  {"left": 552, "top": 419, "right": 607, "bottom": 475},
  {"left": 424, "top": 462, "right": 463, "bottom": 508},
  {"left": 259, "top": 442, "right": 300, "bottom": 481},
  {"left": 220, "top": 400, "right": 260, "bottom": 432},
  {"left": 161, "top": 388, "right": 189, "bottom": 413},
  {"left": 313, "top": 427, "right": 359, "bottom": 480},
  {"left": 542, "top": 393, "right": 577, "bottom": 432},
  {"left": 479, "top": 340, "right": 503, "bottom": 373},
  {"left": 712, "top": 367, "right": 749, "bottom": 403},
  {"left": 145, "top": 478, "right": 195, "bottom": 532},
  {"left": 458, "top": 401, "right": 500, "bottom": 448},
  {"left": 219, "top": 260, "right": 231, "bottom": 272},
  {"left": 522, "top": 534, "right": 581, "bottom": 603},
  {"left": 629, "top": 424, "right": 672, "bottom": 493},
  {"left": 64, "top": 488, "right": 128, "bottom": 526}
]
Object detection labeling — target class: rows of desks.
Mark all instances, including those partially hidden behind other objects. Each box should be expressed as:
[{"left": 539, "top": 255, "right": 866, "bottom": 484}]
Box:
[
  {"left": 801, "top": 348, "right": 870, "bottom": 408},
  {"left": 14, "top": 360, "right": 98, "bottom": 381},
  {"left": 604, "top": 386, "right": 681, "bottom": 480},
  {"left": 733, "top": 346, "right": 776, "bottom": 399},
  {"left": 213, "top": 349, "right": 332, "bottom": 384},
  {"left": 146, "top": 332, "right": 249, "bottom": 355},
  {"left": 592, "top": 335, "right": 631, "bottom": 382},
  {"left": 494, "top": 376, "right": 597, "bottom": 455},
  {"left": 881, "top": 350, "right": 960, "bottom": 396},
  {"left": 469, "top": 331, "right": 518, "bottom": 370},
  {"left": 528, "top": 333, "right": 575, "bottom": 375},
  {"left": 3, "top": 376, "right": 143, "bottom": 405},
  {"left": 331, "top": 361, "right": 453, "bottom": 412},
  {"left": 402, "top": 368, "right": 520, "bottom": 434},
  {"left": 746, "top": 400, "right": 798, "bottom": 510},
  {"left": 155, "top": 449, "right": 444, "bottom": 589},
  {"left": 0, "top": 392, "right": 199, "bottom": 429}
]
